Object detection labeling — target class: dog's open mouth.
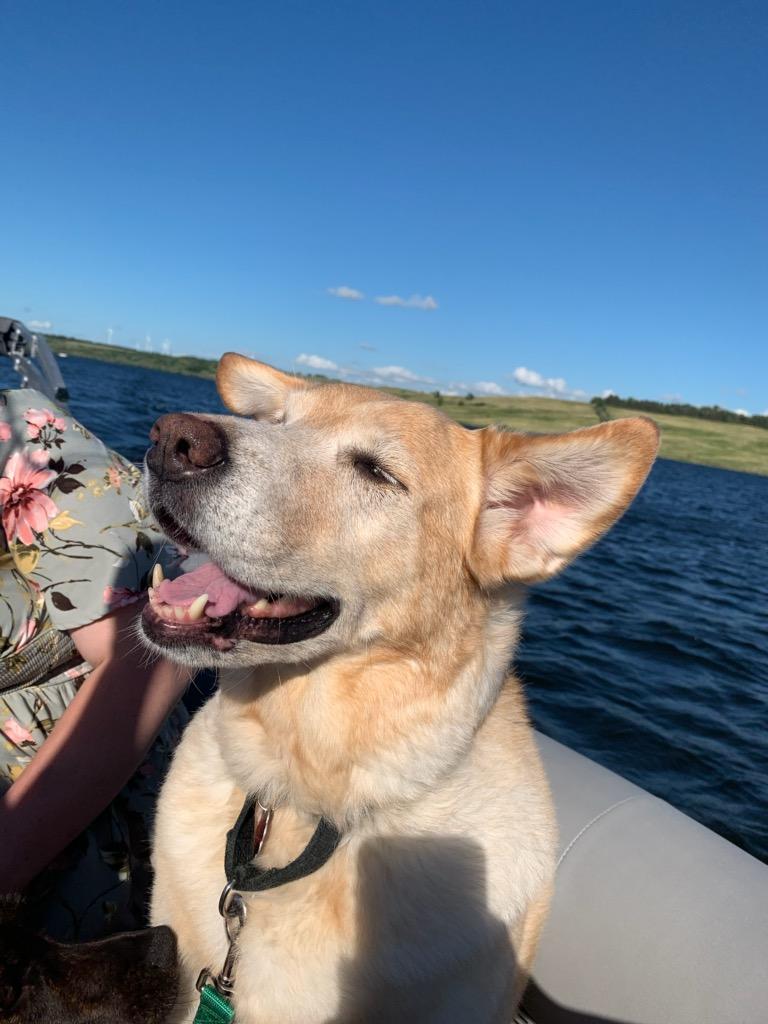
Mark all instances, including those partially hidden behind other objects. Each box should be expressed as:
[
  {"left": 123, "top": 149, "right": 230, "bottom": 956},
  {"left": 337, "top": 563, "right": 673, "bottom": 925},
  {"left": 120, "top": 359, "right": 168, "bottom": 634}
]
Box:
[{"left": 141, "top": 561, "right": 339, "bottom": 650}]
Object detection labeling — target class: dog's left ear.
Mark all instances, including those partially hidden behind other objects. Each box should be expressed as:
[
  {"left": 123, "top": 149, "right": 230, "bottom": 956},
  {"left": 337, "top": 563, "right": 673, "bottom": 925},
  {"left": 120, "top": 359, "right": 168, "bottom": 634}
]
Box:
[
  {"left": 217, "top": 353, "right": 305, "bottom": 420},
  {"left": 470, "top": 417, "right": 659, "bottom": 585}
]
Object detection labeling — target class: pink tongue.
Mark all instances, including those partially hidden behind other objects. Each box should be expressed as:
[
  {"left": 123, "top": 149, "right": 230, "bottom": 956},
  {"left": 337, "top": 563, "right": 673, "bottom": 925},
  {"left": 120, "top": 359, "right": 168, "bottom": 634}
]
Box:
[{"left": 155, "top": 562, "right": 262, "bottom": 617}]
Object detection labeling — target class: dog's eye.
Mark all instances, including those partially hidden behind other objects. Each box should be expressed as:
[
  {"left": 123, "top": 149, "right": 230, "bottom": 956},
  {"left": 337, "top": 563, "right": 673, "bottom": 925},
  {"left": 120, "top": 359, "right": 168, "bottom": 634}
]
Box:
[{"left": 353, "top": 455, "right": 401, "bottom": 488}]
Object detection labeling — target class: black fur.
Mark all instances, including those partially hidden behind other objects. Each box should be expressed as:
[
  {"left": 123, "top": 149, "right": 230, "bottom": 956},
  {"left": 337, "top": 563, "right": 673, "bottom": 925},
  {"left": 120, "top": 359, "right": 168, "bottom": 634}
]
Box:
[{"left": 0, "top": 897, "right": 178, "bottom": 1023}]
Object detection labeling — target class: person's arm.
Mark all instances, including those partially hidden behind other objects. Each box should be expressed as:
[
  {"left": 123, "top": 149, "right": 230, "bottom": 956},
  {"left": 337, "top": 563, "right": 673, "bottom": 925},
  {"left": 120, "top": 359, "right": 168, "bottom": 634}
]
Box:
[{"left": 0, "top": 603, "right": 191, "bottom": 894}]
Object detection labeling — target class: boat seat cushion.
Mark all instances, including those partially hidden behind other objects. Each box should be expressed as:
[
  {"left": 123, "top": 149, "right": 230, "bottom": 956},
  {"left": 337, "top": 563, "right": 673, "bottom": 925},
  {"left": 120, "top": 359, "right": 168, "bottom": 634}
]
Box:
[{"left": 524, "top": 733, "right": 768, "bottom": 1024}]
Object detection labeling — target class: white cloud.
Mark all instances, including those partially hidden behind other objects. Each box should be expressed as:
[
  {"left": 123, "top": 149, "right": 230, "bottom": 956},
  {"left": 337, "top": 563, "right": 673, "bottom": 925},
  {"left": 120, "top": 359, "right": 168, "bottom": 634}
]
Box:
[
  {"left": 472, "top": 381, "right": 506, "bottom": 396},
  {"left": 328, "top": 285, "right": 364, "bottom": 301},
  {"left": 374, "top": 294, "right": 438, "bottom": 311},
  {"left": 509, "top": 365, "right": 591, "bottom": 400},
  {"left": 512, "top": 366, "right": 567, "bottom": 393},
  {"left": 371, "top": 365, "right": 436, "bottom": 385},
  {"left": 734, "top": 408, "right": 751, "bottom": 417},
  {"left": 296, "top": 353, "right": 339, "bottom": 371},
  {"left": 602, "top": 389, "right": 617, "bottom": 399},
  {"left": 293, "top": 356, "right": 435, "bottom": 389},
  {"left": 28, "top": 319, "right": 52, "bottom": 330}
]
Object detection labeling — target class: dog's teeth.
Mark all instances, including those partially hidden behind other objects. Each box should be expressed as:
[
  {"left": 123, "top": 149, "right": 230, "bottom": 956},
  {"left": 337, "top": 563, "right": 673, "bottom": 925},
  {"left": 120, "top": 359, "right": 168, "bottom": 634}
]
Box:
[
  {"left": 152, "top": 564, "right": 165, "bottom": 588},
  {"left": 148, "top": 586, "right": 155, "bottom": 603},
  {"left": 188, "top": 594, "right": 209, "bottom": 621},
  {"left": 173, "top": 605, "right": 187, "bottom": 621},
  {"left": 246, "top": 598, "right": 270, "bottom": 615}
]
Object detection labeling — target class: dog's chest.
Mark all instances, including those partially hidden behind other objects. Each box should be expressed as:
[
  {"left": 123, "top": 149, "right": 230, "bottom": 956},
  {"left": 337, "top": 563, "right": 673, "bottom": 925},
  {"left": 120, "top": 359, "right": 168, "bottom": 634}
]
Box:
[{"left": 152, "top": 690, "right": 555, "bottom": 1022}]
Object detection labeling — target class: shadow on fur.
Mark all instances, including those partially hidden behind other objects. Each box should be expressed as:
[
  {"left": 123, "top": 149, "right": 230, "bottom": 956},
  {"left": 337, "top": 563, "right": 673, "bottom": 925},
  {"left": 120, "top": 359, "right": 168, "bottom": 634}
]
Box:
[
  {"left": 0, "top": 897, "right": 178, "bottom": 1024},
  {"left": 333, "top": 837, "right": 520, "bottom": 1022}
]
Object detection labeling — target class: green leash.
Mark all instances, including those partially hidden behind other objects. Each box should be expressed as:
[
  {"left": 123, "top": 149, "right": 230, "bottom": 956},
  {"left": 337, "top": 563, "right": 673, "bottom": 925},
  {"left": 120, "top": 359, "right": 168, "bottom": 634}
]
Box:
[{"left": 193, "top": 983, "right": 235, "bottom": 1023}]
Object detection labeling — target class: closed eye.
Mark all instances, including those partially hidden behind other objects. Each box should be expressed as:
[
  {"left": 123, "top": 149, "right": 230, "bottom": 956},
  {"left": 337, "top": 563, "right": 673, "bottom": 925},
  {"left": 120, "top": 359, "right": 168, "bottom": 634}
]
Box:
[{"left": 351, "top": 453, "right": 406, "bottom": 490}]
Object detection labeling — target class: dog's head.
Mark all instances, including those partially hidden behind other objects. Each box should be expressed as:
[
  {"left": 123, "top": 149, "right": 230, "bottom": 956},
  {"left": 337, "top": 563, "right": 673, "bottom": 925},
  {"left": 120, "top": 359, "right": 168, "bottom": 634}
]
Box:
[
  {"left": 140, "top": 354, "right": 658, "bottom": 669},
  {"left": 0, "top": 910, "right": 178, "bottom": 1024}
]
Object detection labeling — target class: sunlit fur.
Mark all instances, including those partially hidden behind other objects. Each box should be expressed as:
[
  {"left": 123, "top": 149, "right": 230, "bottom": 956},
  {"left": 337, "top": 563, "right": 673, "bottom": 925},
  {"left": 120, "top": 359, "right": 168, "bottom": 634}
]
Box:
[{"left": 149, "top": 355, "right": 658, "bottom": 1023}]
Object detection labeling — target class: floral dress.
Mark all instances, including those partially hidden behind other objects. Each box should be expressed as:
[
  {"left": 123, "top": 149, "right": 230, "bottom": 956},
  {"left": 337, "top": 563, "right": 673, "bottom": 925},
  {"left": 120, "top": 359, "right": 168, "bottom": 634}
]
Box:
[{"left": 0, "top": 389, "right": 187, "bottom": 941}]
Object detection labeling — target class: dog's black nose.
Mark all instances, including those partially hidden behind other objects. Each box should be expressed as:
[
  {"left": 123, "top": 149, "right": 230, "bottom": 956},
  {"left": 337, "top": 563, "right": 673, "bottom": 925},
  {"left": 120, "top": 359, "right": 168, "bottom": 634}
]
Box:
[{"left": 147, "top": 413, "right": 227, "bottom": 481}]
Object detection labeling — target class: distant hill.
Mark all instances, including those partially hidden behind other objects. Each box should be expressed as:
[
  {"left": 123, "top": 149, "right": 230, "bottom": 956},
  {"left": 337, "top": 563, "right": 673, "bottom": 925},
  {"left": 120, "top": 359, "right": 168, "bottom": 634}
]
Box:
[
  {"left": 48, "top": 334, "right": 219, "bottom": 378},
  {"left": 592, "top": 394, "right": 768, "bottom": 432},
  {"left": 46, "top": 334, "right": 768, "bottom": 476}
]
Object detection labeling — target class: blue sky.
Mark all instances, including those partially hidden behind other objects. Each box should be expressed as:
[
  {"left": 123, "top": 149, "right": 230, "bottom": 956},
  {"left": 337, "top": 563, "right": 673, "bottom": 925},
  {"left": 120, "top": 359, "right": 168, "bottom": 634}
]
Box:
[{"left": 2, "top": 0, "right": 766, "bottom": 411}]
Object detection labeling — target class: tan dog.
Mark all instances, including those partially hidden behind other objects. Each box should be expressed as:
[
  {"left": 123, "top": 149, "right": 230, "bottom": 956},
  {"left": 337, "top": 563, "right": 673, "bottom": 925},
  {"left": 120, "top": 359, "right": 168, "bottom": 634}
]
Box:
[{"left": 140, "top": 355, "right": 658, "bottom": 1023}]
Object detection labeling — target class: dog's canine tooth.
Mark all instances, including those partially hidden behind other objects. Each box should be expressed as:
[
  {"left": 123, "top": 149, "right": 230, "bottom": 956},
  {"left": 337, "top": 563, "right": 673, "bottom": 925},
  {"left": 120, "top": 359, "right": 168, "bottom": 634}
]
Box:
[
  {"left": 152, "top": 564, "right": 165, "bottom": 588},
  {"left": 188, "top": 594, "right": 209, "bottom": 621}
]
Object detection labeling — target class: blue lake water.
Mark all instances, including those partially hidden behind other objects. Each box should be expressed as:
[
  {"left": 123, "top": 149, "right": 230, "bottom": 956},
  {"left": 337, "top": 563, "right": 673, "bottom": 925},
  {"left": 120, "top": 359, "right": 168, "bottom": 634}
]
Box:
[{"left": 3, "top": 354, "right": 767, "bottom": 861}]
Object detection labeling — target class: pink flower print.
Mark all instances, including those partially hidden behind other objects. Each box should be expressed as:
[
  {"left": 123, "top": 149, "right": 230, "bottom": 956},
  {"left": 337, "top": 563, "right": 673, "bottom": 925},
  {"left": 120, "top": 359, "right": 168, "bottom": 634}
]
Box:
[
  {"left": 25, "top": 408, "right": 66, "bottom": 437},
  {"left": 0, "top": 422, "right": 11, "bottom": 442},
  {"left": 16, "top": 617, "right": 38, "bottom": 649},
  {"left": 103, "top": 585, "right": 141, "bottom": 609},
  {"left": 24, "top": 408, "right": 67, "bottom": 449},
  {"left": 4, "top": 717, "right": 34, "bottom": 746},
  {"left": 0, "top": 451, "right": 59, "bottom": 545},
  {"left": 107, "top": 466, "right": 122, "bottom": 492}
]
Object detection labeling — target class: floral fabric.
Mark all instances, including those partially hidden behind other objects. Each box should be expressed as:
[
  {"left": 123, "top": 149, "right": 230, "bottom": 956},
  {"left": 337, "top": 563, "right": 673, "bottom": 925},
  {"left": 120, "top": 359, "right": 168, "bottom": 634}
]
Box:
[{"left": 0, "top": 389, "right": 186, "bottom": 940}]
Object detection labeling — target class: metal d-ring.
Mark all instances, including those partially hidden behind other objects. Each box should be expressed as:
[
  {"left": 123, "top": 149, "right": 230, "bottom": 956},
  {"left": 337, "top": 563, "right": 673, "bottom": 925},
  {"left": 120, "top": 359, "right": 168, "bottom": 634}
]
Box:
[
  {"left": 218, "top": 879, "right": 237, "bottom": 917},
  {"left": 219, "top": 882, "right": 247, "bottom": 938}
]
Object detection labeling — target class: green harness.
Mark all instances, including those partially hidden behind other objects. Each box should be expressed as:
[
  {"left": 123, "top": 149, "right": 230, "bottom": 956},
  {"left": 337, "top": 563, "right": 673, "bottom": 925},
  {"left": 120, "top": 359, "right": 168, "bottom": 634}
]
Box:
[{"left": 192, "top": 795, "right": 342, "bottom": 1023}]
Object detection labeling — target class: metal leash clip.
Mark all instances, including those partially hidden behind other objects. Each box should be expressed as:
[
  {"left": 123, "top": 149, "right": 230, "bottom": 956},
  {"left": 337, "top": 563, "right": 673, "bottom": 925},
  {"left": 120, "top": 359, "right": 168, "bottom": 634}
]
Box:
[
  {"left": 194, "top": 800, "right": 273, "bottom": 1012},
  {"left": 196, "top": 881, "right": 247, "bottom": 998}
]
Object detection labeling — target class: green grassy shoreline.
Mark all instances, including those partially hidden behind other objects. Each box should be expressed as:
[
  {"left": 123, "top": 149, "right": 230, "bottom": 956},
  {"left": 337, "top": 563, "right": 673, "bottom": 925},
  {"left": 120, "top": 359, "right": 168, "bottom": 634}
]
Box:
[
  {"left": 49, "top": 335, "right": 768, "bottom": 478},
  {"left": 50, "top": 334, "right": 219, "bottom": 379}
]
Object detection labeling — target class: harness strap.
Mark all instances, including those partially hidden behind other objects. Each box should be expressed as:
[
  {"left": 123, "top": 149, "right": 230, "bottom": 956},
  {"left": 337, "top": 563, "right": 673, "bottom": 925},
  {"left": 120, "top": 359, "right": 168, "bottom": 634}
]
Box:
[{"left": 224, "top": 794, "right": 342, "bottom": 892}]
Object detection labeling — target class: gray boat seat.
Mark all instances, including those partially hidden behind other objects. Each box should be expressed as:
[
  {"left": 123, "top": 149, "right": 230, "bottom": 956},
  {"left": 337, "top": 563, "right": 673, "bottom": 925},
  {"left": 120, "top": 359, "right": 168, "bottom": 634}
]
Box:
[{"left": 524, "top": 733, "right": 768, "bottom": 1024}]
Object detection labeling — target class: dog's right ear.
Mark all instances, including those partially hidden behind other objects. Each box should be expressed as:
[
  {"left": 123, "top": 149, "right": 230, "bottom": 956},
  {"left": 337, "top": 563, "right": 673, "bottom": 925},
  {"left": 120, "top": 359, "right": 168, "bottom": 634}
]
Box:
[{"left": 217, "top": 353, "right": 305, "bottom": 421}]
